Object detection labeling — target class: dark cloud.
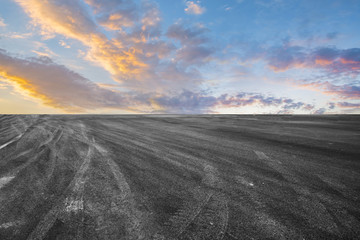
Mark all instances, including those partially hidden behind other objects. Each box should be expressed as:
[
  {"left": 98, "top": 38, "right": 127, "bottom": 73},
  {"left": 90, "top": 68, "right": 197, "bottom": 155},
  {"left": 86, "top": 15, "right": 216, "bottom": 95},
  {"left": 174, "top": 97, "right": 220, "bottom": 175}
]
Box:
[
  {"left": 336, "top": 102, "right": 360, "bottom": 108},
  {"left": 341, "top": 48, "right": 360, "bottom": 64},
  {"left": 328, "top": 102, "right": 335, "bottom": 109},
  {"left": 153, "top": 90, "right": 314, "bottom": 113},
  {"left": 313, "top": 108, "right": 326, "bottom": 114},
  {"left": 283, "top": 102, "right": 306, "bottom": 110},
  {"left": 313, "top": 47, "right": 340, "bottom": 63},
  {"left": 265, "top": 44, "right": 306, "bottom": 71},
  {"left": 265, "top": 45, "right": 307, "bottom": 71}
]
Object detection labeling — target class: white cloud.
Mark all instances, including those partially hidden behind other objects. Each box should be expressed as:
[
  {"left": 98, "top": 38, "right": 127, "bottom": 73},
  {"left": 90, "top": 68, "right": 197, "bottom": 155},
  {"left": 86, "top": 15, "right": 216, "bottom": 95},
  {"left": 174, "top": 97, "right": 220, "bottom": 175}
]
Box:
[
  {"left": 0, "top": 32, "right": 32, "bottom": 39},
  {"left": 185, "top": 1, "right": 205, "bottom": 15},
  {"left": 59, "top": 40, "right": 71, "bottom": 48},
  {"left": 0, "top": 17, "right": 6, "bottom": 27}
]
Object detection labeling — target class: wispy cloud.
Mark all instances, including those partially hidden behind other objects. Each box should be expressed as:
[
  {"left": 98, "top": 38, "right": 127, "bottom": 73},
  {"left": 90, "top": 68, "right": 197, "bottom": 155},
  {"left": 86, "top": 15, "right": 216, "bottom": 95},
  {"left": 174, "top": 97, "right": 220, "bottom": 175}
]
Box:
[{"left": 0, "top": 32, "right": 32, "bottom": 39}]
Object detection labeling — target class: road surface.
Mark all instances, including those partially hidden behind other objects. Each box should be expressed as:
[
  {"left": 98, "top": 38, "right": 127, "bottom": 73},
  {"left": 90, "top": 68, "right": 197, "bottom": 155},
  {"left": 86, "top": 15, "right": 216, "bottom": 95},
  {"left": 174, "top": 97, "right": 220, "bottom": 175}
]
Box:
[{"left": 0, "top": 115, "right": 359, "bottom": 239}]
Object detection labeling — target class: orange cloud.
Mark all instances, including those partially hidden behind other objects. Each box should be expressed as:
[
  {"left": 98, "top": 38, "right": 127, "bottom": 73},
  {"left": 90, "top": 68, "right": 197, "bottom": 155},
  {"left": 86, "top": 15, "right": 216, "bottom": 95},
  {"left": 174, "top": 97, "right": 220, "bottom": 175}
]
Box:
[
  {"left": 15, "top": 0, "right": 203, "bottom": 92},
  {"left": 269, "top": 62, "right": 307, "bottom": 72},
  {"left": 315, "top": 58, "right": 333, "bottom": 66},
  {"left": 0, "top": 50, "right": 134, "bottom": 112},
  {"left": 339, "top": 58, "right": 359, "bottom": 64}
]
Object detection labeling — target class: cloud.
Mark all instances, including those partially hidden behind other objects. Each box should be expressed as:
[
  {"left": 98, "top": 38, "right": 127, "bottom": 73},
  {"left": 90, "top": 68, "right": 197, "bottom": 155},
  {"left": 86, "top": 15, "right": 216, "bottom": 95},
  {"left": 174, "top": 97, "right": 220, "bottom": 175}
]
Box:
[
  {"left": 238, "top": 40, "right": 360, "bottom": 75},
  {"left": 0, "top": 17, "right": 6, "bottom": 27},
  {"left": 265, "top": 45, "right": 307, "bottom": 71},
  {"left": 336, "top": 102, "right": 360, "bottom": 108},
  {"left": 59, "top": 40, "right": 71, "bottom": 48},
  {"left": 328, "top": 102, "right": 335, "bottom": 109},
  {"left": 0, "top": 49, "right": 131, "bottom": 112},
  {"left": 313, "top": 108, "right": 326, "bottom": 114},
  {"left": 312, "top": 47, "right": 339, "bottom": 66},
  {"left": 265, "top": 45, "right": 360, "bottom": 74},
  {"left": 153, "top": 90, "right": 314, "bottom": 113},
  {"left": 85, "top": 0, "right": 138, "bottom": 30},
  {"left": 167, "top": 22, "right": 214, "bottom": 66},
  {"left": 15, "top": 0, "right": 99, "bottom": 40},
  {"left": 0, "top": 32, "right": 32, "bottom": 39},
  {"left": 341, "top": 48, "right": 360, "bottom": 64},
  {"left": 15, "top": 0, "right": 213, "bottom": 92},
  {"left": 310, "top": 47, "right": 360, "bottom": 74},
  {"left": 184, "top": 1, "right": 206, "bottom": 15},
  {"left": 167, "top": 22, "right": 208, "bottom": 45},
  {"left": 295, "top": 81, "right": 360, "bottom": 100},
  {"left": 0, "top": 49, "right": 321, "bottom": 114}
]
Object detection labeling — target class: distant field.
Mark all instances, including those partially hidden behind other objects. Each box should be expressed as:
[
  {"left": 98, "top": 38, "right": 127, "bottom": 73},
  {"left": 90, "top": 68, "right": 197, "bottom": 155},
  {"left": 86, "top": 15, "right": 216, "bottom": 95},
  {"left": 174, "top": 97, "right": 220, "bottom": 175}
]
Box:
[{"left": 0, "top": 115, "right": 360, "bottom": 240}]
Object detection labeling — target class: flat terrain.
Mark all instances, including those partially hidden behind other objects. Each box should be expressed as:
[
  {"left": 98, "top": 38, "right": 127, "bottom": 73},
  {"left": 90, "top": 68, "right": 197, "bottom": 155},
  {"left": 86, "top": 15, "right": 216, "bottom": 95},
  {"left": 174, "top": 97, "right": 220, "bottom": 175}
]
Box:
[{"left": 0, "top": 115, "right": 360, "bottom": 240}]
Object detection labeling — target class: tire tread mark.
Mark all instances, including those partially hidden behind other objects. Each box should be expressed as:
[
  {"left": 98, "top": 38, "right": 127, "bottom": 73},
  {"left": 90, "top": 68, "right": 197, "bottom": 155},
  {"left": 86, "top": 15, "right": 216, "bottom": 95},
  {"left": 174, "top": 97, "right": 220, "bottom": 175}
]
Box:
[
  {"left": 27, "top": 145, "right": 93, "bottom": 240},
  {"left": 165, "top": 188, "right": 214, "bottom": 238}
]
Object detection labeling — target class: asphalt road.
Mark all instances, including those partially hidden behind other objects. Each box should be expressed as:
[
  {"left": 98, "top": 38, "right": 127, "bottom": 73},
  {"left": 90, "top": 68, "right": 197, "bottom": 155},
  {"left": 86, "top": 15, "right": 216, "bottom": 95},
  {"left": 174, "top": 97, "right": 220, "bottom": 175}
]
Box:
[{"left": 0, "top": 115, "right": 359, "bottom": 240}]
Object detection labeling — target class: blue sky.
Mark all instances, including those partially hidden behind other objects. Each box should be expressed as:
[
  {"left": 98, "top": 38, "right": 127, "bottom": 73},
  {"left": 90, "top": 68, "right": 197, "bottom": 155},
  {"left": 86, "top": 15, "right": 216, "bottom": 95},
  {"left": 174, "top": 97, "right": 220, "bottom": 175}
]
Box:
[{"left": 0, "top": 0, "right": 359, "bottom": 113}]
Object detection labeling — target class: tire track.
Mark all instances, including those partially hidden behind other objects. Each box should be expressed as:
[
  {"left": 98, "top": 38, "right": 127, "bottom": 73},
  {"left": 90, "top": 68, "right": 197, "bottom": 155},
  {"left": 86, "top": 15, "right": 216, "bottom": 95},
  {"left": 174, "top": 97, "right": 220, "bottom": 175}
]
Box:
[
  {"left": 0, "top": 126, "right": 63, "bottom": 181},
  {"left": 0, "top": 133, "right": 23, "bottom": 150},
  {"left": 0, "top": 116, "right": 34, "bottom": 150},
  {"left": 162, "top": 163, "right": 229, "bottom": 240},
  {"left": 92, "top": 141, "right": 148, "bottom": 240},
  {"left": 253, "top": 150, "right": 340, "bottom": 236},
  {"left": 0, "top": 176, "right": 15, "bottom": 189},
  {"left": 27, "top": 125, "right": 94, "bottom": 240}
]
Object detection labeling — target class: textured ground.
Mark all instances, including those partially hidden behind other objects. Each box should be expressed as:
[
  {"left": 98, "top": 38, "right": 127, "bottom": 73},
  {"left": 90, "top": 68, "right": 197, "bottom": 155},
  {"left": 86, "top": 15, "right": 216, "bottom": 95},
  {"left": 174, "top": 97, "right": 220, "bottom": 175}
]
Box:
[{"left": 0, "top": 114, "right": 360, "bottom": 240}]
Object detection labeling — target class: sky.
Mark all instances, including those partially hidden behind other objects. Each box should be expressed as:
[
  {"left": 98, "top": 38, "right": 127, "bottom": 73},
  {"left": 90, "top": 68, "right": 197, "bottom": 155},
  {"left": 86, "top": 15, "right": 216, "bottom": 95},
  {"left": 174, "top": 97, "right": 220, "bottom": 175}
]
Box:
[{"left": 0, "top": 0, "right": 359, "bottom": 114}]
